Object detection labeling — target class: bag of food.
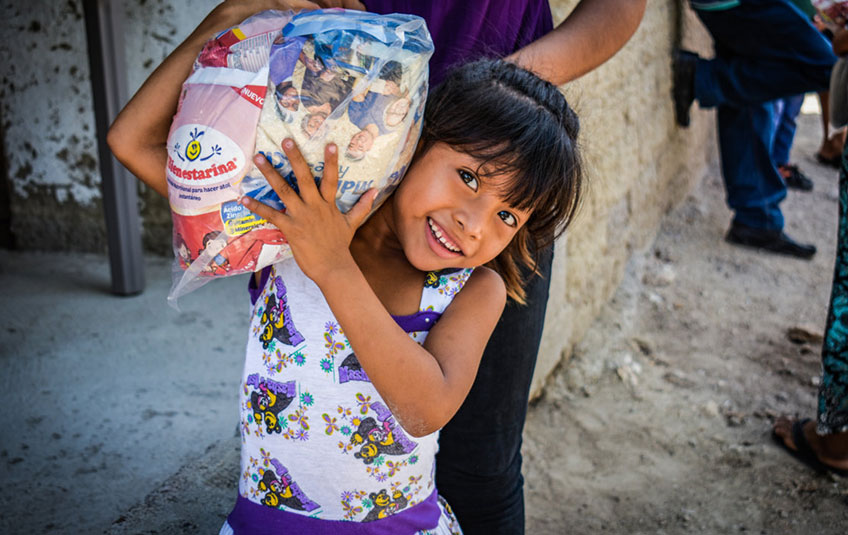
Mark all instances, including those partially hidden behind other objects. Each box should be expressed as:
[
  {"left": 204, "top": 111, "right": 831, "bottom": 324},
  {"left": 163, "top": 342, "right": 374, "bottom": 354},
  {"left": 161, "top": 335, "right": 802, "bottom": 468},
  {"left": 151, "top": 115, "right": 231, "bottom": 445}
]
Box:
[{"left": 165, "top": 9, "right": 433, "bottom": 302}]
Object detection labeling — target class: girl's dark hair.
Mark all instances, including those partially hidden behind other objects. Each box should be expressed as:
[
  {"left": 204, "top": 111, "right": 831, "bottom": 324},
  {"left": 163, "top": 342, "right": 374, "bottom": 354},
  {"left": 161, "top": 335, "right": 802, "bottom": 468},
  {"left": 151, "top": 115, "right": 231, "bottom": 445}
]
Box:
[{"left": 419, "top": 59, "right": 583, "bottom": 303}]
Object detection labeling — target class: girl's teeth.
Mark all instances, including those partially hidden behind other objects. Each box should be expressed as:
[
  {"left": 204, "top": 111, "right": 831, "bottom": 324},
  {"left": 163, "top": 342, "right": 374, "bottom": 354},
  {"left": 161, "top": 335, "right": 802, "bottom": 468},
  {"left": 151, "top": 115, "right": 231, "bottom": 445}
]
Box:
[{"left": 429, "top": 218, "right": 459, "bottom": 253}]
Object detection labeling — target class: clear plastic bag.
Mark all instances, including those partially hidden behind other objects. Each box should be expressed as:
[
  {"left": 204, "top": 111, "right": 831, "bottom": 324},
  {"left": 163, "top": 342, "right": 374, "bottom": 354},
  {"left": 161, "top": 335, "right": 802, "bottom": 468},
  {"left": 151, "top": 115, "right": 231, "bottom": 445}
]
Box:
[{"left": 165, "top": 9, "right": 433, "bottom": 304}]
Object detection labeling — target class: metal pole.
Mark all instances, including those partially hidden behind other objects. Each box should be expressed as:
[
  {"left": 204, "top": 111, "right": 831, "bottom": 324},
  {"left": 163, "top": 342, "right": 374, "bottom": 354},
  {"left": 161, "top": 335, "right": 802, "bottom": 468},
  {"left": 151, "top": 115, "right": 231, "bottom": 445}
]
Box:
[{"left": 83, "top": 0, "right": 145, "bottom": 295}]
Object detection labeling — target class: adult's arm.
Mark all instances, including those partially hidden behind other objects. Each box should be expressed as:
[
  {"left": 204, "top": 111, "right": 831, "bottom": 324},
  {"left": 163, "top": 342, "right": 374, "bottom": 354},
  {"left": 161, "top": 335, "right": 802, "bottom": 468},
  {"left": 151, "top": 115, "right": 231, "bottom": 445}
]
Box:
[{"left": 508, "top": 0, "right": 647, "bottom": 86}]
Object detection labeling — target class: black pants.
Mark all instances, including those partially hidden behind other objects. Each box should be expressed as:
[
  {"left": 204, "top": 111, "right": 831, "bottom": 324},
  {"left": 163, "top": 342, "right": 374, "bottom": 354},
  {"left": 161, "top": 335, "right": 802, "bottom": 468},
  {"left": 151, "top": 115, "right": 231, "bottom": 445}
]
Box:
[{"left": 436, "top": 245, "right": 554, "bottom": 534}]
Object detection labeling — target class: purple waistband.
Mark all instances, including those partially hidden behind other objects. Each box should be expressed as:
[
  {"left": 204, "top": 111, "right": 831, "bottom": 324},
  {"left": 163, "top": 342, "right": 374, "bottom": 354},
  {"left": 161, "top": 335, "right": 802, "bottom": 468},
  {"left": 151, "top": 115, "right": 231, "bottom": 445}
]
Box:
[{"left": 226, "top": 488, "right": 441, "bottom": 535}]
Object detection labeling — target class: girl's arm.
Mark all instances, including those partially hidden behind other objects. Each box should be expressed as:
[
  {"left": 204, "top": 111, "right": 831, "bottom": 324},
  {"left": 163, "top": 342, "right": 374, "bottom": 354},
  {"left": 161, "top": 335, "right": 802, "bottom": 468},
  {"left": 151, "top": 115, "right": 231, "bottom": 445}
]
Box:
[
  {"left": 107, "top": 0, "right": 319, "bottom": 197},
  {"left": 242, "top": 142, "right": 506, "bottom": 437},
  {"left": 324, "top": 264, "right": 505, "bottom": 437}
]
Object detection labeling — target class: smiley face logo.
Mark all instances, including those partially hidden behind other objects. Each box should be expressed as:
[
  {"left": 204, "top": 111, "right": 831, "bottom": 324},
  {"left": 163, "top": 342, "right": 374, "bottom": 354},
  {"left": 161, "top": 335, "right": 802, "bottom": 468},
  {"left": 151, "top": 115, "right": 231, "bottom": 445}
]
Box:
[
  {"left": 170, "top": 125, "right": 237, "bottom": 174},
  {"left": 186, "top": 139, "right": 201, "bottom": 161}
]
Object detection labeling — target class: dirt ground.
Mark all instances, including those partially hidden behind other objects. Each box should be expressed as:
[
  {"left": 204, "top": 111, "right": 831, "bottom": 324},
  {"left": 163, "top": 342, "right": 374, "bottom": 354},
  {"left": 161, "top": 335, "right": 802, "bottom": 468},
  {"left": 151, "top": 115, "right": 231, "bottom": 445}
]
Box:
[
  {"left": 35, "top": 101, "right": 847, "bottom": 535},
  {"left": 522, "top": 102, "right": 848, "bottom": 534}
]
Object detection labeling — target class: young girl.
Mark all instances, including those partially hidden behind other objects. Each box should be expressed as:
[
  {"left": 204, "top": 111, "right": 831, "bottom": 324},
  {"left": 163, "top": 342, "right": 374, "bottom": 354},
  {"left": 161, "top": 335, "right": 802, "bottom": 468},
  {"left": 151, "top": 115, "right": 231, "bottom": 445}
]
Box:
[{"left": 108, "top": 3, "right": 582, "bottom": 533}]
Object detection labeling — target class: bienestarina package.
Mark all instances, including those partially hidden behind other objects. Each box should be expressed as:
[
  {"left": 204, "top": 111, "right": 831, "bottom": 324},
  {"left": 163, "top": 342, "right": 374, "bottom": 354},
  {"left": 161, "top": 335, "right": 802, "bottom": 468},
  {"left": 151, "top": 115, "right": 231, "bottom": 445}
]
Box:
[{"left": 165, "top": 9, "right": 433, "bottom": 303}]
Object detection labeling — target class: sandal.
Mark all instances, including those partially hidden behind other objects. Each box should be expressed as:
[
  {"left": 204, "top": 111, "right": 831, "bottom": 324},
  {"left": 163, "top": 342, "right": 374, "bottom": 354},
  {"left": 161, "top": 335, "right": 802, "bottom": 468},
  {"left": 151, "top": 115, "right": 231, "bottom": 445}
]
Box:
[{"left": 773, "top": 418, "right": 848, "bottom": 477}]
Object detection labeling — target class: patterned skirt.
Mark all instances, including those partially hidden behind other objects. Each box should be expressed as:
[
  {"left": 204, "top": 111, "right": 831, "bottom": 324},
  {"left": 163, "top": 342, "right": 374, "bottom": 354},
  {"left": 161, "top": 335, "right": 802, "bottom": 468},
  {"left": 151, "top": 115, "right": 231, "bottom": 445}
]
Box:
[{"left": 818, "top": 139, "right": 848, "bottom": 435}]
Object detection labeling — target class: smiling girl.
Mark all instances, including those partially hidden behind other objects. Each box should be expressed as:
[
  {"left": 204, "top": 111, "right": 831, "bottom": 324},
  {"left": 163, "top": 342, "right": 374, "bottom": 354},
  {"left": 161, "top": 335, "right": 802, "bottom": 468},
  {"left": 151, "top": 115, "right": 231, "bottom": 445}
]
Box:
[
  {"left": 107, "top": 3, "right": 582, "bottom": 532},
  {"left": 226, "top": 58, "right": 582, "bottom": 533}
]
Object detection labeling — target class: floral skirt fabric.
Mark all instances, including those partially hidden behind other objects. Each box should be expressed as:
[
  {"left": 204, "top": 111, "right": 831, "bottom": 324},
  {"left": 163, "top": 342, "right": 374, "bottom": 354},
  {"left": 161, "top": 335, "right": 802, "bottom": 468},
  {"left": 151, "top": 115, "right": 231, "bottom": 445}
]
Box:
[{"left": 818, "top": 139, "right": 848, "bottom": 435}]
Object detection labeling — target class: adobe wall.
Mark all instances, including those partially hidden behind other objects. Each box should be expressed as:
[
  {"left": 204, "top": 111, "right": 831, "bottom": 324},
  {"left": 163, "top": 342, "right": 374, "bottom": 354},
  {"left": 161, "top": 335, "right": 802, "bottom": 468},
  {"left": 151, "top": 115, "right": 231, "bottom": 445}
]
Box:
[{"left": 532, "top": 0, "right": 716, "bottom": 396}]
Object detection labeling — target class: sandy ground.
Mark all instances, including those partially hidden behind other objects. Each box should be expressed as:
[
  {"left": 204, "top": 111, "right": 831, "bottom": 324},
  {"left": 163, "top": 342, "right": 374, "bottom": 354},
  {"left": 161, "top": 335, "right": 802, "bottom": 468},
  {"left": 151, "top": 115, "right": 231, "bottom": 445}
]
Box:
[
  {"left": 3, "top": 102, "right": 847, "bottom": 534},
  {"left": 523, "top": 104, "right": 848, "bottom": 534}
]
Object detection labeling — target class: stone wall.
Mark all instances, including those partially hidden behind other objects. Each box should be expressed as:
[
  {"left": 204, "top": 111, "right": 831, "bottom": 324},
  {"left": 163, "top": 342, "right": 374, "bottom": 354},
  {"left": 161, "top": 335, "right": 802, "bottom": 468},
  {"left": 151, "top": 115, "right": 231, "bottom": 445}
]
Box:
[{"left": 0, "top": 0, "right": 717, "bottom": 394}]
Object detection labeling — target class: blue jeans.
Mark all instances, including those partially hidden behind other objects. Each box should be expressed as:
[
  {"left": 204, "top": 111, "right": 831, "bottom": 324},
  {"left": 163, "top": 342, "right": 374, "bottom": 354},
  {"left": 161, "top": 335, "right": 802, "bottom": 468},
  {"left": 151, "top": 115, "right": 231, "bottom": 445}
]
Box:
[
  {"left": 436, "top": 245, "right": 553, "bottom": 534},
  {"left": 772, "top": 94, "right": 805, "bottom": 166},
  {"left": 693, "top": 0, "right": 835, "bottom": 230}
]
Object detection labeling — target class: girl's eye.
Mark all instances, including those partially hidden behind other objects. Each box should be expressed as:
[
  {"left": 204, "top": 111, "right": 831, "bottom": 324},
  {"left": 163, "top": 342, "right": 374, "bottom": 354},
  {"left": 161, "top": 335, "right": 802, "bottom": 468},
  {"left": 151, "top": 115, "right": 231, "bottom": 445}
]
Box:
[
  {"left": 499, "top": 211, "right": 517, "bottom": 227},
  {"left": 458, "top": 169, "right": 478, "bottom": 191}
]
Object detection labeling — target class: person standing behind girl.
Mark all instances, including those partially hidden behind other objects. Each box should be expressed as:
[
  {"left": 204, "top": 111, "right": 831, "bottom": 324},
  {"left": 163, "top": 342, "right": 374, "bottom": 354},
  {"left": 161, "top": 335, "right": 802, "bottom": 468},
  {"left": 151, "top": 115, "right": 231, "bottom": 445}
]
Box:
[
  {"left": 355, "top": 2, "right": 646, "bottom": 533},
  {"left": 106, "top": 2, "right": 584, "bottom": 533}
]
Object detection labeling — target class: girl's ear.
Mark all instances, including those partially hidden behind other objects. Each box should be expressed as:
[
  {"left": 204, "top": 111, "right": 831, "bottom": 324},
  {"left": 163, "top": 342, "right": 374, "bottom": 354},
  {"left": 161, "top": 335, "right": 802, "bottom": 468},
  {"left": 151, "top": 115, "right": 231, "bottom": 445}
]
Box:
[{"left": 411, "top": 135, "right": 428, "bottom": 162}]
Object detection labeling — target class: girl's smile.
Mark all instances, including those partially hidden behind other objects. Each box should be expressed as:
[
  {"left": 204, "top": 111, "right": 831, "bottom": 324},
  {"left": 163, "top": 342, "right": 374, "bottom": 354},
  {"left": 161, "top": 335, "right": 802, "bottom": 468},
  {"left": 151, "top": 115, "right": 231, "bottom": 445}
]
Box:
[
  {"left": 426, "top": 217, "right": 463, "bottom": 257},
  {"left": 386, "top": 142, "right": 533, "bottom": 271}
]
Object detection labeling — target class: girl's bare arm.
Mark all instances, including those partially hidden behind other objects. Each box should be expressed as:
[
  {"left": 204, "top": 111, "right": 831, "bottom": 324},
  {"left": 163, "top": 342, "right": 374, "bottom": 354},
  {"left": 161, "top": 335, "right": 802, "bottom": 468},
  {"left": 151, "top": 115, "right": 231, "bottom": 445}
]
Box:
[
  {"left": 107, "top": 0, "right": 319, "bottom": 197},
  {"left": 318, "top": 261, "right": 506, "bottom": 437},
  {"left": 243, "top": 143, "right": 506, "bottom": 437}
]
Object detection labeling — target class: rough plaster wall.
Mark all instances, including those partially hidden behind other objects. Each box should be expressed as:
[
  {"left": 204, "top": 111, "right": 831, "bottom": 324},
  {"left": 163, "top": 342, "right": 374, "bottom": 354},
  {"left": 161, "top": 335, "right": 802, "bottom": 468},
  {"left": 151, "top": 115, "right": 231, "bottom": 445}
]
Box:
[
  {"left": 2, "top": 0, "right": 104, "bottom": 250},
  {"left": 0, "top": 0, "right": 217, "bottom": 253},
  {"left": 531, "top": 0, "right": 718, "bottom": 397}
]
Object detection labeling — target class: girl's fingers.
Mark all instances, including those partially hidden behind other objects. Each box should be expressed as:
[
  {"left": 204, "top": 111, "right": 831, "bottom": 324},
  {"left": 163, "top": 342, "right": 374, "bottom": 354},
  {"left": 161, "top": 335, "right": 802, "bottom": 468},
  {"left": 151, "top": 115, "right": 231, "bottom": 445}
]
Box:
[
  {"left": 239, "top": 195, "right": 288, "bottom": 230},
  {"left": 281, "top": 138, "right": 320, "bottom": 203},
  {"left": 253, "top": 154, "right": 300, "bottom": 208},
  {"left": 344, "top": 188, "right": 378, "bottom": 229},
  {"left": 319, "top": 143, "right": 340, "bottom": 202}
]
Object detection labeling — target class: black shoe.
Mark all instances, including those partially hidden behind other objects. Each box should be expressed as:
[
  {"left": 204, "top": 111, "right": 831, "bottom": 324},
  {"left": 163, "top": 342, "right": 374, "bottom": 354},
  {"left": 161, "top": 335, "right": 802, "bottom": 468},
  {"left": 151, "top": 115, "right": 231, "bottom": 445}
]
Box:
[
  {"left": 725, "top": 222, "right": 816, "bottom": 259},
  {"left": 672, "top": 50, "right": 698, "bottom": 128},
  {"left": 778, "top": 163, "right": 814, "bottom": 191}
]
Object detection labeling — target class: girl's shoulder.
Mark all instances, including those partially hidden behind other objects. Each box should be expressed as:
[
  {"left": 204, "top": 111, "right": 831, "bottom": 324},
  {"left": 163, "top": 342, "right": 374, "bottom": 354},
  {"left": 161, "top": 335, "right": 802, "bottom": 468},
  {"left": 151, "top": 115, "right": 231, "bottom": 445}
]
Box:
[
  {"left": 420, "top": 266, "right": 504, "bottom": 313},
  {"left": 460, "top": 266, "right": 505, "bottom": 300}
]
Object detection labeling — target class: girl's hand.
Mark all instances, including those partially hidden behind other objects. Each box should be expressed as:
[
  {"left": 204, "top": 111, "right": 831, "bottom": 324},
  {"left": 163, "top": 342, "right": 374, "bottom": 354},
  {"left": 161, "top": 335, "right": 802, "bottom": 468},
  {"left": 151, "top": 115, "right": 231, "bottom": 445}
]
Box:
[{"left": 241, "top": 139, "right": 378, "bottom": 283}]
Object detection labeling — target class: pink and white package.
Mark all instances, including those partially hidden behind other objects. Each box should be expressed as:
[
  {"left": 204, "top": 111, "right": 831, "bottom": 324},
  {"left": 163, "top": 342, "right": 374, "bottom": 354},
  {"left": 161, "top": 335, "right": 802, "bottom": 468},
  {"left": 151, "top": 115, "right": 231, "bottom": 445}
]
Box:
[{"left": 164, "top": 9, "right": 433, "bottom": 302}]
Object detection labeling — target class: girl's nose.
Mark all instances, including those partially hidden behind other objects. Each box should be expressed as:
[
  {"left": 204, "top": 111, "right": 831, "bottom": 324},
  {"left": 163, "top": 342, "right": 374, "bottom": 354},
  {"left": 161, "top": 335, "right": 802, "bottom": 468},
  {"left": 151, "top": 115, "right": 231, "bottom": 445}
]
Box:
[{"left": 455, "top": 210, "right": 483, "bottom": 241}]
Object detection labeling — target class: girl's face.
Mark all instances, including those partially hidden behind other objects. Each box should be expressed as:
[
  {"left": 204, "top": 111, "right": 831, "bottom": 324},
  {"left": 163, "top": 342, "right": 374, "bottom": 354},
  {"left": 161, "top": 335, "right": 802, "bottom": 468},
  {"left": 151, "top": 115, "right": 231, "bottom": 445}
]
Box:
[{"left": 391, "top": 142, "right": 532, "bottom": 272}]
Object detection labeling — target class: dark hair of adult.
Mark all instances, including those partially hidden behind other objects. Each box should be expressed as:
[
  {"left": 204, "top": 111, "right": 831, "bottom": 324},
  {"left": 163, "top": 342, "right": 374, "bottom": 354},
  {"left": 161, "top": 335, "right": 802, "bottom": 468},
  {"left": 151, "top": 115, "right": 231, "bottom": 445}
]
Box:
[{"left": 418, "top": 59, "right": 583, "bottom": 303}]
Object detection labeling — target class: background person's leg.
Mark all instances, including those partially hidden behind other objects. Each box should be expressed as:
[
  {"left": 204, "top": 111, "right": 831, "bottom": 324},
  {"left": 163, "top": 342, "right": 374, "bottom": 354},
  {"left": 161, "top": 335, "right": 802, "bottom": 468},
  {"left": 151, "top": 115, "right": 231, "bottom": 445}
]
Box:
[
  {"left": 436, "top": 246, "right": 553, "bottom": 535},
  {"left": 771, "top": 94, "right": 805, "bottom": 166},
  {"left": 718, "top": 101, "right": 786, "bottom": 230},
  {"left": 771, "top": 94, "right": 815, "bottom": 190},
  {"left": 693, "top": 0, "right": 835, "bottom": 109}
]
